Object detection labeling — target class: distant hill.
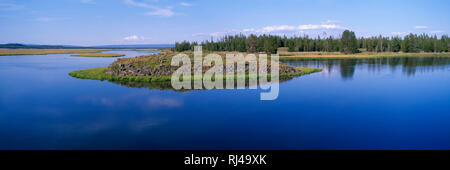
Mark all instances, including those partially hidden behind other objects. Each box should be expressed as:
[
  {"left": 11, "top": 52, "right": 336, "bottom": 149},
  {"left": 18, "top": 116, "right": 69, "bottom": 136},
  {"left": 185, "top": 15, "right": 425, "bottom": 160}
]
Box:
[
  {"left": 0, "top": 43, "right": 174, "bottom": 49},
  {"left": 0, "top": 43, "right": 28, "bottom": 48},
  {"left": 0, "top": 43, "right": 84, "bottom": 49}
]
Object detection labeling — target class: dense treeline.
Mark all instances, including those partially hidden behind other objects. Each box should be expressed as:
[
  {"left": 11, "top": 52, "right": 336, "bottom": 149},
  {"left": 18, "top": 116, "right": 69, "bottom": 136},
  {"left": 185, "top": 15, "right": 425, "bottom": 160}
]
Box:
[
  {"left": 359, "top": 34, "right": 448, "bottom": 53},
  {"left": 174, "top": 30, "right": 449, "bottom": 54}
]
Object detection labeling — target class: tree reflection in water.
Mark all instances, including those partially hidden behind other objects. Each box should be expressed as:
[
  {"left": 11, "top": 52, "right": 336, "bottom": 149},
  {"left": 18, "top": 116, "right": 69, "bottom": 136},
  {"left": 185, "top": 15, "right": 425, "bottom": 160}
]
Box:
[{"left": 282, "top": 56, "right": 450, "bottom": 79}]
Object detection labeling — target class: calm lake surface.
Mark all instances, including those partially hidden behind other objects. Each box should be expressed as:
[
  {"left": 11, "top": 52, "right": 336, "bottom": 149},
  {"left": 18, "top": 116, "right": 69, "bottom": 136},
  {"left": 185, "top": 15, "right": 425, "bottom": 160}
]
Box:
[{"left": 1, "top": 51, "right": 449, "bottom": 149}]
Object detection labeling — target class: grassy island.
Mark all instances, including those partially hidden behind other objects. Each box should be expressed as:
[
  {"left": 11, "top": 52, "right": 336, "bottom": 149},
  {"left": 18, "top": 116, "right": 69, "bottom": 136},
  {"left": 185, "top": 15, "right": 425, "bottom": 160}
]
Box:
[
  {"left": 69, "top": 52, "right": 322, "bottom": 84},
  {"left": 69, "top": 66, "right": 322, "bottom": 83},
  {"left": 71, "top": 53, "right": 125, "bottom": 57}
]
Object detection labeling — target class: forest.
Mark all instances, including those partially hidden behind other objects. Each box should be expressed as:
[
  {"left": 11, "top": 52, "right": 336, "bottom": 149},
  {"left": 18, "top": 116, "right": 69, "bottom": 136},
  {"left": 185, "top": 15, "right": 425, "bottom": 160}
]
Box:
[{"left": 174, "top": 30, "right": 449, "bottom": 54}]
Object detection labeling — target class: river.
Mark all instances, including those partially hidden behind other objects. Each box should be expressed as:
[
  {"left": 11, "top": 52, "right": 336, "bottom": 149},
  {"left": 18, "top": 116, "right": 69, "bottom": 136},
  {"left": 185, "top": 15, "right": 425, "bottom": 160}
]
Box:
[{"left": 0, "top": 51, "right": 449, "bottom": 149}]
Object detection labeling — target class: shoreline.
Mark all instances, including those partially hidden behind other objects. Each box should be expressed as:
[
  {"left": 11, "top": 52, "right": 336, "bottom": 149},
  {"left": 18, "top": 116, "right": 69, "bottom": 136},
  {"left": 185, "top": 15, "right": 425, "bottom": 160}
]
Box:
[
  {"left": 278, "top": 52, "right": 450, "bottom": 59},
  {"left": 69, "top": 67, "right": 322, "bottom": 83},
  {"left": 0, "top": 48, "right": 166, "bottom": 56}
]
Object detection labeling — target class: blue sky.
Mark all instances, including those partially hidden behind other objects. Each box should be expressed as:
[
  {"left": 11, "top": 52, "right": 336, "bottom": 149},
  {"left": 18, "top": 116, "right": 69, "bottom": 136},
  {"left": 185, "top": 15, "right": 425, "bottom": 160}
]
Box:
[{"left": 0, "top": 0, "right": 448, "bottom": 46}]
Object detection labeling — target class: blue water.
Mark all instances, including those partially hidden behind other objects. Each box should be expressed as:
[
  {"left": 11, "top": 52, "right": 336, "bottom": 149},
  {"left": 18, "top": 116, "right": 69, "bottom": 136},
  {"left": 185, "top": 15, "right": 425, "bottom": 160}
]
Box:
[{"left": 0, "top": 52, "right": 449, "bottom": 149}]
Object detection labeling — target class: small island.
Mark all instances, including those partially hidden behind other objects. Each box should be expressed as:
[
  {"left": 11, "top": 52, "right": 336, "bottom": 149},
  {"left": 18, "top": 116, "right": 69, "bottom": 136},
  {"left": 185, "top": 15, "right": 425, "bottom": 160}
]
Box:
[
  {"left": 71, "top": 53, "right": 125, "bottom": 57},
  {"left": 69, "top": 52, "right": 322, "bottom": 84}
]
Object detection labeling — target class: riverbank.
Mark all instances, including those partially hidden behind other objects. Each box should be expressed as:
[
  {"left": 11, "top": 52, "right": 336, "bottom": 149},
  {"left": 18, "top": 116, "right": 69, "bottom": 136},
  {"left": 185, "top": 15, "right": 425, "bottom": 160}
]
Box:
[
  {"left": 71, "top": 53, "right": 125, "bottom": 57},
  {"left": 279, "top": 52, "right": 450, "bottom": 59}
]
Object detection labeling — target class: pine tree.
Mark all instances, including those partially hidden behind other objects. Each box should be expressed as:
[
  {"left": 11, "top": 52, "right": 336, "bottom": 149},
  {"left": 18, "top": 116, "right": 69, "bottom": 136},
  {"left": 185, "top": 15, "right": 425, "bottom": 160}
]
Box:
[{"left": 341, "top": 30, "right": 358, "bottom": 53}]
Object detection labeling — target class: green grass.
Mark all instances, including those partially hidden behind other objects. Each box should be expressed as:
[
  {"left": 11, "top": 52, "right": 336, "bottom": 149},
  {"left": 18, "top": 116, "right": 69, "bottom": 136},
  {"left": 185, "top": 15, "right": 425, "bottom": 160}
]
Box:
[
  {"left": 69, "top": 67, "right": 169, "bottom": 82},
  {"left": 69, "top": 67, "right": 322, "bottom": 83},
  {"left": 71, "top": 53, "right": 125, "bottom": 57}
]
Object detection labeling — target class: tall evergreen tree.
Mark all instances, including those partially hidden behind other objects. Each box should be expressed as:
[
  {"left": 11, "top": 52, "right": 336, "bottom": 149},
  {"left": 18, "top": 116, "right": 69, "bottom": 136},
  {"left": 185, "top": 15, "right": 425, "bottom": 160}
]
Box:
[{"left": 340, "top": 30, "right": 358, "bottom": 53}]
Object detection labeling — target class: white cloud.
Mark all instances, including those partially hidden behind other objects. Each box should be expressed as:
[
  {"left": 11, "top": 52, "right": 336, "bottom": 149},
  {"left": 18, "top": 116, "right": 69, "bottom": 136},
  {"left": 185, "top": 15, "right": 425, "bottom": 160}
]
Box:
[
  {"left": 195, "top": 22, "right": 348, "bottom": 38},
  {"left": 145, "top": 8, "right": 174, "bottom": 17},
  {"left": 242, "top": 23, "right": 346, "bottom": 34},
  {"left": 123, "top": 35, "right": 145, "bottom": 41},
  {"left": 323, "top": 20, "right": 339, "bottom": 24},
  {"left": 414, "top": 26, "right": 428, "bottom": 29},
  {"left": 391, "top": 32, "right": 410, "bottom": 35},
  {"left": 124, "top": 0, "right": 175, "bottom": 17},
  {"left": 430, "top": 30, "right": 444, "bottom": 34},
  {"left": 0, "top": 3, "right": 23, "bottom": 10},
  {"left": 297, "top": 24, "right": 345, "bottom": 30},
  {"left": 179, "top": 2, "right": 193, "bottom": 7},
  {"left": 209, "top": 31, "right": 227, "bottom": 37},
  {"left": 242, "top": 28, "right": 256, "bottom": 32},
  {"left": 124, "top": 0, "right": 152, "bottom": 8},
  {"left": 259, "top": 25, "right": 296, "bottom": 33}
]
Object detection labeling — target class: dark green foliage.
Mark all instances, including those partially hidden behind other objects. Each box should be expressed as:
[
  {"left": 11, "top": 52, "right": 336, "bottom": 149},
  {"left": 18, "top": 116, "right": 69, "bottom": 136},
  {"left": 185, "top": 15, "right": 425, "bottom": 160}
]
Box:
[
  {"left": 286, "top": 39, "right": 296, "bottom": 52},
  {"left": 341, "top": 30, "right": 358, "bottom": 53},
  {"left": 175, "top": 31, "right": 450, "bottom": 53},
  {"left": 174, "top": 40, "right": 192, "bottom": 52}
]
